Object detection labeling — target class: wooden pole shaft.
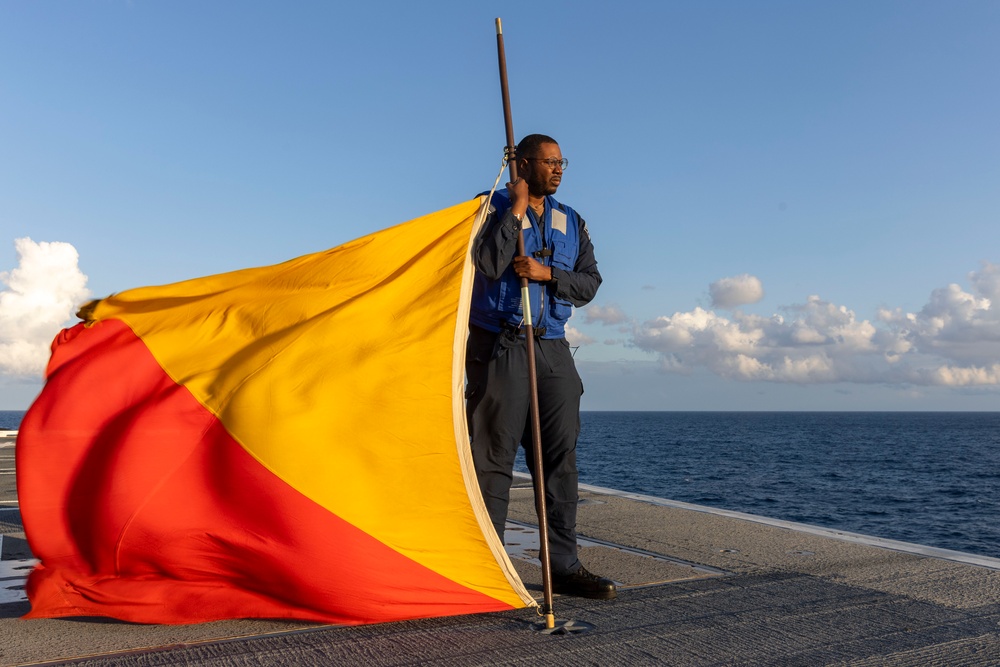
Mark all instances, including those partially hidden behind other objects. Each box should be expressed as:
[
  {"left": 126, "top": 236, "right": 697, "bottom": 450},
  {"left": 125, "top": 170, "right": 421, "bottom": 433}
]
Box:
[{"left": 495, "top": 17, "right": 555, "bottom": 626}]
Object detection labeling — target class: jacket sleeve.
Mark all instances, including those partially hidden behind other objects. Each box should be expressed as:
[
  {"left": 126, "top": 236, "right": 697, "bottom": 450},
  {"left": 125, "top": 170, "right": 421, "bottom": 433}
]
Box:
[
  {"left": 550, "top": 216, "right": 602, "bottom": 307},
  {"left": 472, "top": 208, "right": 521, "bottom": 280}
]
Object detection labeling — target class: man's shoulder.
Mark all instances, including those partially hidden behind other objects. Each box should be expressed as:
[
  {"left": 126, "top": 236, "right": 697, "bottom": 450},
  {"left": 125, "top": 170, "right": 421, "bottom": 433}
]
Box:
[
  {"left": 476, "top": 188, "right": 512, "bottom": 212},
  {"left": 546, "top": 196, "right": 592, "bottom": 241},
  {"left": 546, "top": 195, "right": 582, "bottom": 219},
  {"left": 475, "top": 187, "right": 510, "bottom": 200}
]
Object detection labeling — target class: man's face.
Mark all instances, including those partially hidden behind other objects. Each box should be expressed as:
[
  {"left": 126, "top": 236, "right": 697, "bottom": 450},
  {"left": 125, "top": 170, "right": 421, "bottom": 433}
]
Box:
[{"left": 520, "top": 142, "right": 564, "bottom": 197}]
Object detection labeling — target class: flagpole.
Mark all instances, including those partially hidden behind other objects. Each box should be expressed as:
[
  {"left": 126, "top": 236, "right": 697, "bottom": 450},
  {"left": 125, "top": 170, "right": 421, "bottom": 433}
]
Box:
[{"left": 495, "top": 17, "right": 556, "bottom": 630}]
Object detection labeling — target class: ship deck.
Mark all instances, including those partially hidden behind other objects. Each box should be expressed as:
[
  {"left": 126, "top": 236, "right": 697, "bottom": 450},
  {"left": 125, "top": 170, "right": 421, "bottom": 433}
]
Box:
[{"left": 2, "top": 434, "right": 998, "bottom": 666}]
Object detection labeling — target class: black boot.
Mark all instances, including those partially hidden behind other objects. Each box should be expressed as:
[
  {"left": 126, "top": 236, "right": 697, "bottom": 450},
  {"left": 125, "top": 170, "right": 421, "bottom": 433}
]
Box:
[{"left": 552, "top": 566, "right": 617, "bottom": 600}]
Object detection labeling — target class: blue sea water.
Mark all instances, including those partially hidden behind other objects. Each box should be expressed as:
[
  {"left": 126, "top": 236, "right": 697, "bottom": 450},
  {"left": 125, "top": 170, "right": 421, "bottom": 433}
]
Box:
[
  {"left": 0, "top": 411, "right": 24, "bottom": 430},
  {"left": 5, "top": 409, "right": 998, "bottom": 559},
  {"left": 573, "top": 412, "right": 1000, "bottom": 560}
]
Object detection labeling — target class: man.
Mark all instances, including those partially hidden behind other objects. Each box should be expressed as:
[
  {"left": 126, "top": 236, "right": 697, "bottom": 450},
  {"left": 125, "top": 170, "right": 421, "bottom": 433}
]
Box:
[{"left": 466, "top": 134, "right": 615, "bottom": 600}]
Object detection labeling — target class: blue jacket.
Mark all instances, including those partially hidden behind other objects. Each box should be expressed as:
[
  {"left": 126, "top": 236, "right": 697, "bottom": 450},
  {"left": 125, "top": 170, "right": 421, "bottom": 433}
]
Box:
[{"left": 470, "top": 189, "right": 592, "bottom": 339}]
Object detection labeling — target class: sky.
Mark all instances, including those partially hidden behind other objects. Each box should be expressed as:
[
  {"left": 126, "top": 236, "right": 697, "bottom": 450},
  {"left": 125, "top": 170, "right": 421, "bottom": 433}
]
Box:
[{"left": 2, "top": 1, "right": 999, "bottom": 411}]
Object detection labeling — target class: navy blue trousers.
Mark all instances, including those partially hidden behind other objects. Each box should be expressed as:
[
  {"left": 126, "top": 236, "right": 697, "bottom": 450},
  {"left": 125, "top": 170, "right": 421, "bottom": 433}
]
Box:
[{"left": 465, "top": 325, "right": 583, "bottom": 575}]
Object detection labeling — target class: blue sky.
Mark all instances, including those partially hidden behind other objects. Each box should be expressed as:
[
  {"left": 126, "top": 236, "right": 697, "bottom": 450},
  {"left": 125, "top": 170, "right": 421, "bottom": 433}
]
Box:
[{"left": 2, "top": 1, "right": 999, "bottom": 410}]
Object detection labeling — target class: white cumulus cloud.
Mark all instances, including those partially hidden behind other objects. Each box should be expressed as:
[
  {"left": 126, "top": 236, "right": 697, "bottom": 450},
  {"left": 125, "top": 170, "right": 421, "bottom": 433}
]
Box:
[
  {"left": 631, "top": 263, "right": 1000, "bottom": 387},
  {"left": 969, "top": 261, "right": 1000, "bottom": 302},
  {"left": 0, "top": 238, "right": 90, "bottom": 377},
  {"left": 709, "top": 274, "right": 764, "bottom": 309},
  {"left": 565, "top": 324, "right": 595, "bottom": 347},
  {"left": 583, "top": 303, "right": 628, "bottom": 326}
]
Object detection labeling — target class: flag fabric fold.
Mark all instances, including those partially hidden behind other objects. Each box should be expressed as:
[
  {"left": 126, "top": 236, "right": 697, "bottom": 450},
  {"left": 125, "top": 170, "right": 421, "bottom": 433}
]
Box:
[{"left": 17, "top": 198, "right": 534, "bottom": 625}]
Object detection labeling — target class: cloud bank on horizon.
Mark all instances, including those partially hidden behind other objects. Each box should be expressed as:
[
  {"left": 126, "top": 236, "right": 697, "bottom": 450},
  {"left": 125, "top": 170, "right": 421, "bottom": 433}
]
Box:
[
  {"left": 580, "top": 263, "right": 1000, "bottom": 389},
  {"left": 0, "top": 238, "right": 90, "bottom": 377},
  {"left": 2, "top": 237, "right": 999, "bottom": 391}
]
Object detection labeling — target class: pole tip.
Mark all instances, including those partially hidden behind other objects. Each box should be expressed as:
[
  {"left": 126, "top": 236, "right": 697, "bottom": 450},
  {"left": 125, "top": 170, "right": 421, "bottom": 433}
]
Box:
[{"left": 495, "top": 18, "right": 502, "bottom": 34}]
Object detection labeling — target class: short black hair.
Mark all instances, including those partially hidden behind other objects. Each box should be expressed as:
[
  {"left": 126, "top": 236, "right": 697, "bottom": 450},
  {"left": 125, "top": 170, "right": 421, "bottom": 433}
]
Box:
[{"left": 516, "top": 134, "right": 558, "bottom": 159}]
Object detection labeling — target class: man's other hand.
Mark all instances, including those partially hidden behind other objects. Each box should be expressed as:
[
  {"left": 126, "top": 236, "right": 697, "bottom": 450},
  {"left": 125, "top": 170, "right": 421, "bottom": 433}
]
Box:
[{"left": 512, "top": 255, "right": 553, "bottom": 282}]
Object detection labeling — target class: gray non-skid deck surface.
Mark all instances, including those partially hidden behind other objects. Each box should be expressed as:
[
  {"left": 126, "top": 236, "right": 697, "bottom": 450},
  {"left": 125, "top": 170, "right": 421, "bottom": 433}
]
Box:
[
  {"left": 12, "top": 573, "right": 1000, "bottom": 667},
  {"left": 2, "top": 437, "right": 999, "bottom": 666}
]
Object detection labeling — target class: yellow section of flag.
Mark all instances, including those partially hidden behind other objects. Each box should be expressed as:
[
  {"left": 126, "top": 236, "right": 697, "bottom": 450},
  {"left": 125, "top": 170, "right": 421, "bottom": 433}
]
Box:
[{"left": 86, "top": 198, "right": 531, "bottom": 608}]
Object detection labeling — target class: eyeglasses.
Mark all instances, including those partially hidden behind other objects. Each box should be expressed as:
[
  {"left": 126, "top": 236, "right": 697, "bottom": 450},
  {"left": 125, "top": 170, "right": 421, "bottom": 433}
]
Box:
[{"left": 525, "top": 157, "right": 568, "bottom": 170}]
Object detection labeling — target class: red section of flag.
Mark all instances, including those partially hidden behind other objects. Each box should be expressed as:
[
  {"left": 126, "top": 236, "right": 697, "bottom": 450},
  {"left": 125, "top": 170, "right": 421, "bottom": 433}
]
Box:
[{"left": 18, "top": 320, "right": 512, "bottom": 624}]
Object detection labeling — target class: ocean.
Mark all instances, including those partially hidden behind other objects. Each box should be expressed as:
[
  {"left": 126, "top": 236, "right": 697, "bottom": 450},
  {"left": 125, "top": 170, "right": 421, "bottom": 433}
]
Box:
[
  {"left": 4, "top": 410, "right": 998, "bottom": 560},
  {"left": 0, "top": 412, "right": 23, "bottom": 430},
  {"left": 571, "top": 411, "right": 1000, "bottom": 560}
]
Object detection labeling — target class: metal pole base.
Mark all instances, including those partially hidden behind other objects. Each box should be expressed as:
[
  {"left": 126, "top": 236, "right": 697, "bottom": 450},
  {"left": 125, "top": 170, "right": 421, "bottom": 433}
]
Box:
[{"left": 531, "top": 618, "right": 596, "bottom": 635}]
